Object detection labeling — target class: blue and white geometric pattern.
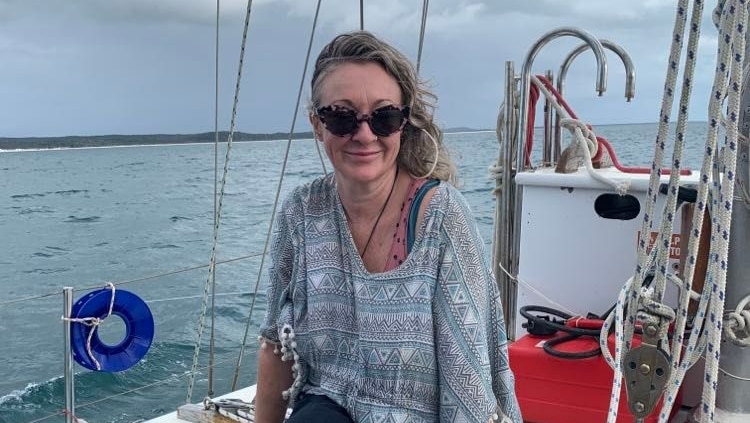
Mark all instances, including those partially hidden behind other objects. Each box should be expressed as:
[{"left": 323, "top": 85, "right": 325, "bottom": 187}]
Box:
[{"left": 260, "top": 174, "right": 522, "bottom": 423}]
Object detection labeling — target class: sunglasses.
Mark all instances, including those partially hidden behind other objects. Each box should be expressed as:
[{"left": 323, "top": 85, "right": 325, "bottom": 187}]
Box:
[{"left": 316, "top": 104, "right": 410, "bottom": 138}]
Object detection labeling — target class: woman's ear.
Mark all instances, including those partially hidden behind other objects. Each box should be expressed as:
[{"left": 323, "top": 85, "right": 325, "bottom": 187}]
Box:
[{"left": 310, "top": 113, "right": 324, "bottom": 141}]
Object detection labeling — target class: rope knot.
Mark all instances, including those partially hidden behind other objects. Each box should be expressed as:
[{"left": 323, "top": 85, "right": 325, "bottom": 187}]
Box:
[
  {"left": 636, "top": 287, "right": 676, "bottom": 341},
  {"left": 724, "top": 296, "right": 750, "bottom": 346}
]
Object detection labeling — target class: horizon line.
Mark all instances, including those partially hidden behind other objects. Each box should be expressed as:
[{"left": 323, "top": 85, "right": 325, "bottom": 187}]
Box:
[{"left": 0, "top": 120, "right": 712, "bottom": 139}]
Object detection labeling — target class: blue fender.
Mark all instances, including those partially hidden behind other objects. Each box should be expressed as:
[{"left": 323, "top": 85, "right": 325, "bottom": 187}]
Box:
[{"left": 70, "top": 288, "right": 154, "bottom": 372}]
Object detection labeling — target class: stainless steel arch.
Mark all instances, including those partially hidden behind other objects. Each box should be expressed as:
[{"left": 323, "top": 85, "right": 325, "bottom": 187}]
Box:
[
  {"left": 559, "top": 39, "right": 635, "bottom": 101},
  {"left": 502, "top": 27, "right": 607, "bottom": 340},
  {"left": 552, "top": 39, "right": 635, "bottom": 162}
]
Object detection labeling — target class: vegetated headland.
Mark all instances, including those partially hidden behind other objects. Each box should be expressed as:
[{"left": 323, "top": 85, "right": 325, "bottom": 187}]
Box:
[
  {"left": 0, "top": 131, "right": 315, "bottom": 150},
  {"left": 0, "top": 128, "right": 482, "bottom": 150}
]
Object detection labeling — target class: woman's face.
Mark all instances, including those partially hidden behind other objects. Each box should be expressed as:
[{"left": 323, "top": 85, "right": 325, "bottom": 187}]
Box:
[{"left": 312, "top": 62, "right": 404, "bottom": 185}]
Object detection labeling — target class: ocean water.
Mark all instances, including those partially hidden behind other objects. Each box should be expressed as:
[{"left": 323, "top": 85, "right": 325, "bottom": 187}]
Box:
[{"left": 0, "top": 122, "right": 709, "bottom": 423}]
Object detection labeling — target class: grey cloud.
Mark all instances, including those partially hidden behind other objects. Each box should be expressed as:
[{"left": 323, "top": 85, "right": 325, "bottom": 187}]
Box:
[
  {"left": 0, "top": 0, "right": 272, "bottom": 26},
  {"left": 0, "top": 0, "right": 726, "bottom": 136}
]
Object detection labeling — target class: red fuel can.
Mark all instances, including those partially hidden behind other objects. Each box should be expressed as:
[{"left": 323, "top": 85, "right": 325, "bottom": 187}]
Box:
[{"left": 509, "top": 333, "right": 679, "bottom": 423}]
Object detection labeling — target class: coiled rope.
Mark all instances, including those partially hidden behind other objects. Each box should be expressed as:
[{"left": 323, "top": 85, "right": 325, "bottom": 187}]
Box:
[
  {"left": 520, "top": 74, "right": 631, "bottom": 194},
  {"left": 724, "top": 293, "right": 750, "bottom": 346}
]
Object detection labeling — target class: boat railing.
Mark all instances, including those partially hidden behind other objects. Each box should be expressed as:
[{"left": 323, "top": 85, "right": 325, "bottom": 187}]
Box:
[
  {"left": 495, "top": 26, "right": 609, "bottom": 341},
  {"left": 0, "top": 252, "right": 266, "bottom": 423}
]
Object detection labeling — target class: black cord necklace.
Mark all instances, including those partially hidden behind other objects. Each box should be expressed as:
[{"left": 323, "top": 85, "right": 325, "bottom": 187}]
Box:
[{"left": 342, "top": 167, "right": 399, "bottom": 258}]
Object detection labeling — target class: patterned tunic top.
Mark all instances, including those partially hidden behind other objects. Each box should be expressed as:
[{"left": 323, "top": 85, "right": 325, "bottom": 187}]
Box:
[{"left": 260, "top": 174, "right": 522, "bottom": 423}]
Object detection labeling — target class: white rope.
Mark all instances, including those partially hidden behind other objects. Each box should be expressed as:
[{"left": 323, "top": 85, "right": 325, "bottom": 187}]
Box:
[
  {"left": 648, "top": 0, "right": 726, "bottom": 414},
  {"left": 697, "top": 2, "right": 745, "bottom": 420},
  {"left": 724, "top": 294, "right": 750, "bottom": 346},
  {"left": 600, "top": 0, "right": 696, "bottom": 420},
  {"left": 496, "top": 259, "right": 579, "bottom": 317},
  {"left": 651, "top": 1, "right": 708, "bottom": 421},
  {"left": 719, "top": 364, "right": 750, "bottom": 381},
  {"left": 528, "top": 75, "right": 631, "bottom": 194},
  {"left": 599, "top": 1, "right": 747, "bottom": 422},
  {"left": 61, "top": 283, "right": 116, "bottom": 371},
  {"left": 0, "top": 253, "right": 265, "bottom": 308}
]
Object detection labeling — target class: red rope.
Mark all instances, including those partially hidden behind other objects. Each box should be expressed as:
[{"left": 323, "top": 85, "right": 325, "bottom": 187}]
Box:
[
  {"left": 597, "top": 136, "right": 691, "bottom": 175},
  {"left": 526, "top": 83, "right": 540, "bottom": 167},
  {"left": 529, "top": 75, "right": 691, "bottom": 176}
]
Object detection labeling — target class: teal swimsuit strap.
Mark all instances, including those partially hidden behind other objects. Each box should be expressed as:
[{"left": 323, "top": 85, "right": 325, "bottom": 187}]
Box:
[{"left": 406, "top": 179, "right": 440, "bottom": 253}]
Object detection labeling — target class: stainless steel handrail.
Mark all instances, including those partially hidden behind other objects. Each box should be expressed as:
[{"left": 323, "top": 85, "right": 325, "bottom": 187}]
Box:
[
  {"left": 502, "top": 27, "right": 607, "bottom": 340},
  {"left": 553, "top": 39, "right": 635, "bottom": 162}
]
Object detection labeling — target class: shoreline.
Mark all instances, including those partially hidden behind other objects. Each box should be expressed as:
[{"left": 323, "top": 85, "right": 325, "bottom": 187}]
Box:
[
  {"left": 0, "top": 130, "right": 497, "bottom": 152},
  {"left": 2, "top": 121, "right": 706, "bottom": 152},
  {"left": 0, "top": 138, "right": 313, "bottom": 153},
  {"left": 0, "top": 131, "right": 315, "bottom": 152}
]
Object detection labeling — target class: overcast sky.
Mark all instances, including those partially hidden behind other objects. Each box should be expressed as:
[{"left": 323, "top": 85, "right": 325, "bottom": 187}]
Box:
[{"left": 0, "top": 0, "right": 722, "bottom": 137}]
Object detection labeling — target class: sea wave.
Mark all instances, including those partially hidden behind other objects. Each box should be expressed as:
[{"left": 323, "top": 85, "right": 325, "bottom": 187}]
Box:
[
  {"left": 21, "top": 267, "right": 70, "bottom": 275},
  {"left": 0, "top": 380, "right": 54, "bottom": 409},
  {"left": 31, "top": 246, "right": 70, "bottom": 258},
  {"left": 52, "top": 189, "right": 88, "bottom": 196},
  {"left": 169, "top": 216, "right": 194, "bottom": 222},
  {"left": 64, "top": 215, "right": 101, "bottom": 223},
  {"left": 17, "top": 206, "right": 55, "bottom": 215},
  {"left": 10, "top": 193, "right": 45, "bottom": 199}
]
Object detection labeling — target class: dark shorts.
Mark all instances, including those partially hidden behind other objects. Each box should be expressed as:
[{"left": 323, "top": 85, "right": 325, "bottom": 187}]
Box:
[{"left": 286, "top": 394, "right": 354, "bottom": 423}]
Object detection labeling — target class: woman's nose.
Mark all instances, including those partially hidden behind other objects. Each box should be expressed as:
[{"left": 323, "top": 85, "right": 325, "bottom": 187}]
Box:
[{"left": 351, "top": 116, "right": 377, "bottom": 143}]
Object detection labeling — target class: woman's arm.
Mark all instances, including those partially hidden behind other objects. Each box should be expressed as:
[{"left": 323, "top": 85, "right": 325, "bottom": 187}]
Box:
[
  {"left": 256, "top": 192, "right": 301, "bottom": 422},
  {"left": 433, "top": 186, "right": 522, "bottom": 423},
  {"left": 254, "top": 345, "right": 294, "bottom": 423}
]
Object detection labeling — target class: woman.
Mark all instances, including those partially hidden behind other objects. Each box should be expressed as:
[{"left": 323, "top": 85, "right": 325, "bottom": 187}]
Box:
[{"left": 256, "top": 30, "right": 521, "bottom": 423}]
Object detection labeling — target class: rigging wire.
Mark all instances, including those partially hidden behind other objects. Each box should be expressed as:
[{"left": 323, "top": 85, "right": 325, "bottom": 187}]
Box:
[
  {"left": 230, "top": 0, "right": 324, "bottom": 392},
  {"left": 416, "top": 0, "right": 430, "bottom": 73},
  {"left": 186, "top": 0, "right": 256, "bottom": 403},
  {"left": 209, "top": 0, "right": 221, "bottom": 398},
  {"left": 359, "top": 0, "right": 364, "bottom": 30}
]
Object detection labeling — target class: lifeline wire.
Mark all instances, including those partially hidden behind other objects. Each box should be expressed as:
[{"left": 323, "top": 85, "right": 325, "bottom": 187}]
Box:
[
  {"left": 24, "top": 352, "right": 255, "bottom": 423},
  {"left": 0, "top": 253, "right": 263, "bottom": 307}
]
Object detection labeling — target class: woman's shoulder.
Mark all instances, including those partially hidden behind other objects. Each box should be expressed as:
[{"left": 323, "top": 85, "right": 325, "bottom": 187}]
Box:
[
  {"left": 282, "top": 174, "right": 337, "bottom": 214},
  {"left": 429, "top": 180, "right": 472, "bottom": 213}
]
